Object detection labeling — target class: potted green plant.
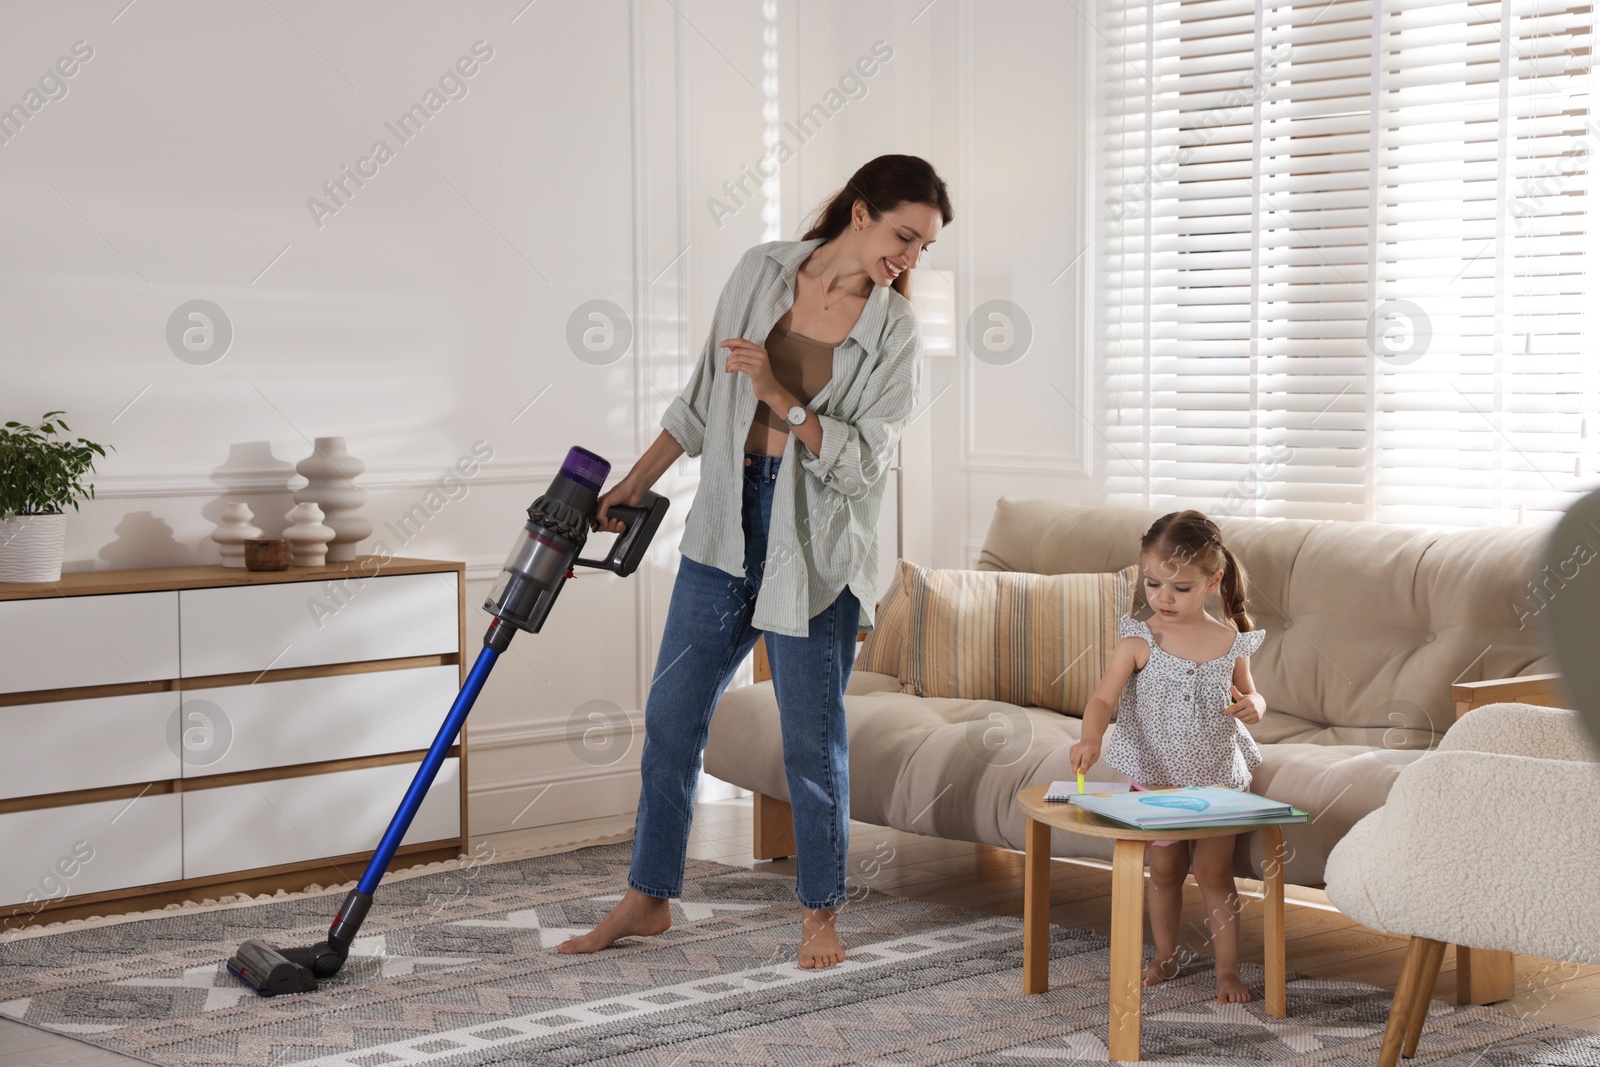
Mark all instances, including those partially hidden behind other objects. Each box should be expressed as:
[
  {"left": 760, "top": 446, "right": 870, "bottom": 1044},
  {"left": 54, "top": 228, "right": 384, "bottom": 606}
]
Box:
[{"left": 0, "top": 411, "right": 111, "bottom": 582}]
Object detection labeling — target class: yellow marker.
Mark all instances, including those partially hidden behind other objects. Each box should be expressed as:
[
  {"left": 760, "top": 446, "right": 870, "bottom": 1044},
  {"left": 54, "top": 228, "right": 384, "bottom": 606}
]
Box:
[{"left": 1077, "top": 770, "right": 1086, "bottom": 794}]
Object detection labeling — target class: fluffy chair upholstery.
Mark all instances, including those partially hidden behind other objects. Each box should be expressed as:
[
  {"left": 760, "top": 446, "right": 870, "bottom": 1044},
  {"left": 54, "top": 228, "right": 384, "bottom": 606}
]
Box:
[
  {"left": 1324, "top": 703, "right": 1600, "bottom": 1064},
  {"left": 1326, "top": 703, "right": 1600, "bottom": 961}
]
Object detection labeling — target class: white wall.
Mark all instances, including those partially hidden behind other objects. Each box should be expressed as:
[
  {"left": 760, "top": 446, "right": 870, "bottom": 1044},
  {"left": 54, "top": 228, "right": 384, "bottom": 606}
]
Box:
[
  {"left": 919, "top": 2, "right": 1097, "bottom": 568},
  {"left": 761, "top": 0, "right": 1099, "bottom": 572},
  {"left": 0, "top": 0, "right": 1091, "bottom": 840}
]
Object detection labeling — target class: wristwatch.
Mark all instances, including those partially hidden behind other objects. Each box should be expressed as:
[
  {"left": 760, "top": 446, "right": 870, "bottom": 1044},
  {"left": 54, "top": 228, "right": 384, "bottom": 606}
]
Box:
[{"left": 784, "top": 404, "right": 808, "bottom": 426}]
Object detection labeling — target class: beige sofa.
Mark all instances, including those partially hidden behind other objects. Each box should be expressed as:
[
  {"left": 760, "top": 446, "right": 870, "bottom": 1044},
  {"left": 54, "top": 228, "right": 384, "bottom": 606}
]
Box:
[{"left": 702, "top": 498, "right": 1566, "bottom": 995}]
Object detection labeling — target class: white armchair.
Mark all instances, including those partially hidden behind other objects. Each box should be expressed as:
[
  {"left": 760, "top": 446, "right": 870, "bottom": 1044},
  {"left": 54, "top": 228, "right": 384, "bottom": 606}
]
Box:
[{"left": 1324, "top": 702, "right": 1600, "bottom": 1066}]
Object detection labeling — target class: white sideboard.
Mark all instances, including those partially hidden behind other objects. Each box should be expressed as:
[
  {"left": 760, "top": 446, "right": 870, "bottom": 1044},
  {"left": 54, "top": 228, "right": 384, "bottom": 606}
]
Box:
[{"left": 0, "top": 557, "right": 468, "bottom": 933}]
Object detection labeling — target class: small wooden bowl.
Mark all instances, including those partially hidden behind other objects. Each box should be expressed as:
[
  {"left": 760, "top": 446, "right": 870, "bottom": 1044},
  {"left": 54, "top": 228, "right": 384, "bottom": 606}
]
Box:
[{"left": 243, "top": 539, "right": 292, "bottom": 571}]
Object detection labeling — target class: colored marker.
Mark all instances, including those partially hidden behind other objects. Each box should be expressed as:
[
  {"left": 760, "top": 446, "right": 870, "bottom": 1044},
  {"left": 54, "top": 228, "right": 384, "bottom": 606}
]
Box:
[{"left": 1077, "top": 770, "right": 1086, "bottom": 794}]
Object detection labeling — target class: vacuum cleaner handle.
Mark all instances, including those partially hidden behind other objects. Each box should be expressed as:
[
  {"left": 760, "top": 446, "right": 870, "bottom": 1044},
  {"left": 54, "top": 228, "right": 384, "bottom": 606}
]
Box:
[{"left": 575, "top": 489, "right": 668, "bottom": 578}]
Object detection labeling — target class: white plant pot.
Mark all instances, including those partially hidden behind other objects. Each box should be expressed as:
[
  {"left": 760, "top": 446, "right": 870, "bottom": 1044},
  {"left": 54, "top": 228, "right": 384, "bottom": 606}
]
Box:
[{"left": 0, "top": 514, "right": 68, "bottom": 583}]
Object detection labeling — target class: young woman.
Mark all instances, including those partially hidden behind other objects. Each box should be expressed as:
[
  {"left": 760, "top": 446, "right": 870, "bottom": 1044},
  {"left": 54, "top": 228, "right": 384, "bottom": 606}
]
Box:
[{"left": 559, "top": 154, "right": 952, "bottom": 969}]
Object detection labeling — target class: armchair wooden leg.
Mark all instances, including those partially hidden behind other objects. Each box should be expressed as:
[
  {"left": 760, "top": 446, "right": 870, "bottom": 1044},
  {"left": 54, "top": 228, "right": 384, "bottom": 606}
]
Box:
[
  {"left": 1457, "top": 946, "right": 1515, "bottom": 1005},
  {"left": 752, "top": 792, "right": 796, "bottom": 861},
  {"left": 1379, "top": 936, "right": 1442, "bottom": 1067},
  {"left": 1402, "top": 939, "right": 1447, "bottom": 1058}
]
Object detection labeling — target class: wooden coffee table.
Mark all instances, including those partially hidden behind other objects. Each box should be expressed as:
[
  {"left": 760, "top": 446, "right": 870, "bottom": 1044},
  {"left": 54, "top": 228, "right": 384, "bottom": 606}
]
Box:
[{"left": 1017, "top": 785, "right": 1288, "bottom": 1062}]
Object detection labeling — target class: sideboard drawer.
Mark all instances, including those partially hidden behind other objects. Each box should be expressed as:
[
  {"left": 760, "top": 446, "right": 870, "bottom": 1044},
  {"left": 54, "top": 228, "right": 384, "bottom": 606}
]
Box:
[
  {"left": 181, "top": 758, "right": 461, "bottom": 879},
  {"left": 0, "top": 592, "right": 179, "bottom": 695},
  {"left": 0, "top": 692, "right": 181, "bottom": 800},
  {"left": 178, "top": 573, "right": 459, "bottom": 677},
  {"left": 0, "top": 793, "right": 183, "bottom": 910},
  {"left": 178, "top": 666, "right": 461, "bottom": 778}
]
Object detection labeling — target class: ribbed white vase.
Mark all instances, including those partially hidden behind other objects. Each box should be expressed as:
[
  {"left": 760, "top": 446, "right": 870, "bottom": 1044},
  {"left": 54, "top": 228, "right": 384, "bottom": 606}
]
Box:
[
  {"left": 0, "top": 514, "right": 68, "bottom": 583},
  {"left": 294, "top": 437, "right": 372, "bottom": 563},
  {"left": 284, "top": 502, "right": 336, "bottom": 567},
  {"left": 211, "top": 501, "right": 262, "bottom": 569}
]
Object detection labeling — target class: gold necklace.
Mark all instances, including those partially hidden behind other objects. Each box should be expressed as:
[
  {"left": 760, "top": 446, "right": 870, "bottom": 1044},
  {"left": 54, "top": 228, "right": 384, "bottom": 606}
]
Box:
[{"left": 821, "top": 282, "right": 866, "bottom": 312}]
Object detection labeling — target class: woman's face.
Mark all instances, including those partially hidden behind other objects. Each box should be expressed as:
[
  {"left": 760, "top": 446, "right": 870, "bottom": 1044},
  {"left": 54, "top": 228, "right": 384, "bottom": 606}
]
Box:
[
  {"left": 1141, "top": 549, "right": 1222, "bottom": 623},
  {"left": 854, "top": 200, "right": 942, "bottom": 286}
]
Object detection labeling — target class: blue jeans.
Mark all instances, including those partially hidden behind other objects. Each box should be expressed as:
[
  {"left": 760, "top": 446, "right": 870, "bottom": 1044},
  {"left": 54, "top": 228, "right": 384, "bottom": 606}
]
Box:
[{"left": 628, "top": 452, "right": 860, "bottom": 910}]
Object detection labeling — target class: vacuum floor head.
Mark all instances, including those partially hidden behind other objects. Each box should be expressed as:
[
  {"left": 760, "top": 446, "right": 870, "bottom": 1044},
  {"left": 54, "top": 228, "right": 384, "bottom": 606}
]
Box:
[{"left": 227, "top": 939, "right": 317, "bottom": 996}]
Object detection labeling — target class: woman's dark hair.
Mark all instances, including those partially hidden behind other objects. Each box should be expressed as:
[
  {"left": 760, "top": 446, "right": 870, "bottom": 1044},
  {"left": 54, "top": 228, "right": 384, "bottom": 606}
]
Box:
[
  {"left": 801, "top": 154, "right": 953, "bottom": 299},
  {"left": 1140, "top": 510, "right": 1253, "bottom": 632}
]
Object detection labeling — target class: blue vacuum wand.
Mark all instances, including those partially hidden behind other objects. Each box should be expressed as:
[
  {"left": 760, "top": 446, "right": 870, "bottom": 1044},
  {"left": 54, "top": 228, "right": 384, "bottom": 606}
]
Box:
[{"left": 227, "top": 446, "right": 667, "bottom": 996}]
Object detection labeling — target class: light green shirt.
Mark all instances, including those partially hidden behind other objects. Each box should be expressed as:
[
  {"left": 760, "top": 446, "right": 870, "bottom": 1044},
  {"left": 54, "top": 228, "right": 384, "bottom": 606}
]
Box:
[{"left": 661, "top": 237, "right": 924, "bottom": 638}]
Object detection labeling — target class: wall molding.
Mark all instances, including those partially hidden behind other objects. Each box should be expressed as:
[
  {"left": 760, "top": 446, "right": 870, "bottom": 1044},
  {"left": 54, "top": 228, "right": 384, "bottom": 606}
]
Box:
[
  {"left": 88, "top": 462, "right": 589, "bottom": 500},
  {"left": 954, "top": 0, "right": 1091, "bottom": 480},
  {"left": 468, "top": 712, "right": 644, "bottom": 753},
  {"left": 467, "top": 761, "right": 640, "bottom": 798},
  {"left": 960, "top": 455, "right": 1090, "bottom": 476}
]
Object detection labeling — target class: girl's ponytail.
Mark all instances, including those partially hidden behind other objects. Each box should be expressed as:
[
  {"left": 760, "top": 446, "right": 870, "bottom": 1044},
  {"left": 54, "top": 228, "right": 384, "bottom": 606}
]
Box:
[{"left": 1216, "top": 543, "right": 1253, "bottom": 633}]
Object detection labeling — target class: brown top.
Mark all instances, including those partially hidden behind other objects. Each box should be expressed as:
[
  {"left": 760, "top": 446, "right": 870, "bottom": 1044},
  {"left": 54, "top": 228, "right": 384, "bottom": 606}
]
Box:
[{"left": 742, "top": 322, "right": 837, "bottom": 455}]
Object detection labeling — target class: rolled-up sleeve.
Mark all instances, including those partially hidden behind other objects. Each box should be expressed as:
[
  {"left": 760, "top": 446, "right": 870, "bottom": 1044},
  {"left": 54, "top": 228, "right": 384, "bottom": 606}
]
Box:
[
  {"left": 797, "top": 316, "right": 923, "bottom": 499},
  {"left": 661, "top": 250, "right": 757, "bottom": 457},
  {"left": 661, "top": 348, "right": 714, "bottom": 457}
]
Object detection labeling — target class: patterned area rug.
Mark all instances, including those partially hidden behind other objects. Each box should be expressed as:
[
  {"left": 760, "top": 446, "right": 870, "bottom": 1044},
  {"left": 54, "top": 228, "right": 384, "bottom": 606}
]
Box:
[{"left": 2, "top": 841, "right": 1598, "bottom": 1066}]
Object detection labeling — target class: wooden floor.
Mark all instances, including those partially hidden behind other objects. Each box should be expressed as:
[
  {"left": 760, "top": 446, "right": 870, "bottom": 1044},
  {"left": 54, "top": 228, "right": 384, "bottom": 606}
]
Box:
[{"left": 3, "top": 795, "right": 1598, "bottom": 1064}]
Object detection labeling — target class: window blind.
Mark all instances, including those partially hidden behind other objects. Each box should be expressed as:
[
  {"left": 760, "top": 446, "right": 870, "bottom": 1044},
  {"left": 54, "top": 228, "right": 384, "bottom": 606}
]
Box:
[{"left": 1098, "top": 0, "right": 1599, "bottom": 527}]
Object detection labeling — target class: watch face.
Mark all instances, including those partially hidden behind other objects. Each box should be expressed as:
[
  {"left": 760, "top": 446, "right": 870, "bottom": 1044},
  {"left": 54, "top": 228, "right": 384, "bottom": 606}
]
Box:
[{"left": 786, "top": 405, "right": 806, "bottom": 425}]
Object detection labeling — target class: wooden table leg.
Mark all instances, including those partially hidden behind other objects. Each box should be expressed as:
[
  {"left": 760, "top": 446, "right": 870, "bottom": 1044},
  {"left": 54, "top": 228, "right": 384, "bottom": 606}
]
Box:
[
  {"left": 1023, "top": 815, "right": 1052, "bottom": 994},
  {"left": 1261, "top": 825, "right": 1287, "bottom": 1019},
  {"left": 1108, "top": 838, "right": 1147, "bottom": 1062}
]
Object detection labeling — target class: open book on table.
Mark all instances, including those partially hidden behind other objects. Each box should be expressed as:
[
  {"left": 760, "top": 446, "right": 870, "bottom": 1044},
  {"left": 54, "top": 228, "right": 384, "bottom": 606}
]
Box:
[{"left": 1049, "top": 784, "right": 1309, "bottom": 830}]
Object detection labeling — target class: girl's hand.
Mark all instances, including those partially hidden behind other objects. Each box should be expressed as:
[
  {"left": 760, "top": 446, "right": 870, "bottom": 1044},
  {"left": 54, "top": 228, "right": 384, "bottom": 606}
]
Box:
[
  {"left": 1069, "top": 737, "right": 1101, "bottom": 774},
  {"left": 1223, "top": 684, "right": 1264, "bottom": 725},
  {"left": 592, "top": 477, "right": 644, "bottom": 535},
  {"left": 720, "top": 339, "right": 780, "bottom": 403}
]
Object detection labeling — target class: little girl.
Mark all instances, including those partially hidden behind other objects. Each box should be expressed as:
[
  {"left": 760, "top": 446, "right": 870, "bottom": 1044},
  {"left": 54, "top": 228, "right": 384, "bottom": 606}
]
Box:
[{"left": 1069, "top": 509, "right": 1269, "bottom": 1005}]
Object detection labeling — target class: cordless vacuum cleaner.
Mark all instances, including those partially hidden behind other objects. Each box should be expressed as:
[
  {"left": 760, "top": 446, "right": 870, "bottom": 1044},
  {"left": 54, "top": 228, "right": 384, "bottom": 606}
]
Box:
[{"left": 227, "top": 446, "right": 667, "bottom": 996}]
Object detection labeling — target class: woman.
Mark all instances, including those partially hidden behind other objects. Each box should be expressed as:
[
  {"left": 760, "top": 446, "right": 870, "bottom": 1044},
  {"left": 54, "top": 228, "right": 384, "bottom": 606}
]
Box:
[{"left": 559, "top": 154, "right": 952, "bottom": 969}]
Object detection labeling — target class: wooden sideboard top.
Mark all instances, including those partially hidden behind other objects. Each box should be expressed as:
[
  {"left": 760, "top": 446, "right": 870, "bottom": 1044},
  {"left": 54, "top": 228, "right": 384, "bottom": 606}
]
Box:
[{"left": 0, "top": 557, "right": 465, "bottom": 601}]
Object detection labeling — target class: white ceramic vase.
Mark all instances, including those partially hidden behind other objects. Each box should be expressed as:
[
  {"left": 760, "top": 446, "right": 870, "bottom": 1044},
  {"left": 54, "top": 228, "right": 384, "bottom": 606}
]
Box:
[
  {"left": 284, "top": 502, "right": 336, "bottom": 567},
  {"left": 212, "top": 502, "right": 263, "bottom": 569},
  {"left": 294, "top": 437, "right": 371, "bottom": 563},
  {"left": 0, "top": 514, "right": 68, "bottom": 583}
]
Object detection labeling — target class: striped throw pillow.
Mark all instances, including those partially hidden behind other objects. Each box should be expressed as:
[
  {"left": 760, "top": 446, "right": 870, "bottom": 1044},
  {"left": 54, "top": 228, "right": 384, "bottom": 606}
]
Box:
[
  {"left": 854, "top": 559, "right": 914, "bottom": 676},
  {"left": 897, "top": 562, "right": 1139, "bottom": 716}
]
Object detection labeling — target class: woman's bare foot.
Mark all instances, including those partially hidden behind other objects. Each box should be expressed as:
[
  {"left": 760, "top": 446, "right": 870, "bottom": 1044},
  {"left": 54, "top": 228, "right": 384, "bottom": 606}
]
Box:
[
  {"left": 1141, "top": 951, "right": 1181, "bottom": 987},
  {"left": 1215, "top": 969, "right": 1252, "bottom": 1004},
  {"left": 798, "top": 907, "right": 846, "bottom": 969},
  {"left": 557, "top": 888, "right": 672, "bottom": 954}
]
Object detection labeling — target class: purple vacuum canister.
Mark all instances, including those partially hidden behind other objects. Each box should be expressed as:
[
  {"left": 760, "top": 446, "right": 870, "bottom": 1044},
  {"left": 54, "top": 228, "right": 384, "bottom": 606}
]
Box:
[{"left": 559, "top": 446, "right": 610, "bottom": 494}]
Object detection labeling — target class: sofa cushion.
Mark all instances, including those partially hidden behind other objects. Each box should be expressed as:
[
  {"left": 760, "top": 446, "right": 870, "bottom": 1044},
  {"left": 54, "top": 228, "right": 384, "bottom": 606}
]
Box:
[
  {"left": 895, "top": 561, "right": 1137, "bottom": 715},
  {"left": 975, "top": 497, "right": 1559, "bottom": 743},
  {"left": 702, "top": 679, "right": 1362, "bottom": 881},
  {"left": 854, "top": 561, "right": 912, "bottom": 677},
  {"left": 704, "top": 678, "right": 1090, "bottom": 837},
  {"left": 1247, "top": 742, "right": 1421, "bottom": 885}
]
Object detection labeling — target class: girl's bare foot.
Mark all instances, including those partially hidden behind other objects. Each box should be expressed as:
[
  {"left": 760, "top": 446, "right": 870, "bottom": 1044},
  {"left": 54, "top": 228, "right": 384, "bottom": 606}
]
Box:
[
  {"left": 1216, "top": 969, "right": 1252, "bottom": 1004},
  {"left": 798, "top": 907, "right": 846, "bottom": 969},
  {"left": 557, "top": 888, "right": 672, "bottom": 954},
  {"left": 1141, "top": 951, "right": 1180, "bottom": 987}
]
